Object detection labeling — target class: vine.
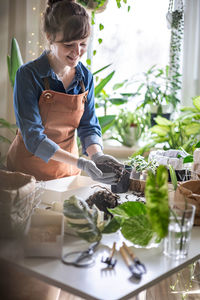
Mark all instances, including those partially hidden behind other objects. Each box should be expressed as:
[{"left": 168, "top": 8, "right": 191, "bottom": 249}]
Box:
[{"left": 167, "top": 0, "right": 184, "bottom": 106}]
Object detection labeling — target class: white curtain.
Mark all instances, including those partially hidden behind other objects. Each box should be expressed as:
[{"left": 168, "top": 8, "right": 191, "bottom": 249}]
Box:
[{"left": 181, "top": 0, "right": 200, "bottom": 106}]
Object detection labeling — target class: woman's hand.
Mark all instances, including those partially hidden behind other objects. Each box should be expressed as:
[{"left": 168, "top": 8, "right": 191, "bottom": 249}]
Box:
[
  {"left": 77, "top": 157, "right": 116, "bottom": 185},
  {"left": 91, "top": 152, "right": 123, "bottom": 171}
]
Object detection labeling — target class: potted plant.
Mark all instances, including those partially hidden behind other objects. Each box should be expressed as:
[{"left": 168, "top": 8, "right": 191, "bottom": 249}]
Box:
[
  {"left": 126, "top": 154, "right": 158, "bottom": 180},
  {"left": 77, "top": 0, "right": 108, "bottom": 12},
  {"left": 133, "top": 107, "right": 200, "bottom": 158},
  {"left": 135, "top": 65, "right": 181, "bottom": 126},
  {"left": 110, "top": 108, "right": 145, "bottom": 147},
  {"left": 0, "top": 38, "right": 22, "bottom": 166}
]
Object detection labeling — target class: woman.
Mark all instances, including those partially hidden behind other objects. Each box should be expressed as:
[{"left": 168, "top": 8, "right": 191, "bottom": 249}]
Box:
[{"left": 7, "top": 0, "right": 121, "bottom": 183}]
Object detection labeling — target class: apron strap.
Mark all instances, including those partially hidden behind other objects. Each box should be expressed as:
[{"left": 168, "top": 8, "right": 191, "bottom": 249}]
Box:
[
  {"left": 43, "top": 77, "right": 50, "bottom": 90},
  {"left": 79, "top": 80, "right": 86, "bottom": 93},
  {"left": 44, "top": 77, "right": 86, "bottom": 94}
]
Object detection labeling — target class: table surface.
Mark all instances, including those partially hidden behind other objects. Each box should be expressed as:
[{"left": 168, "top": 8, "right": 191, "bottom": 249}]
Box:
[{"left": 1, "top": 176, "right": 200, "bottom": 300}]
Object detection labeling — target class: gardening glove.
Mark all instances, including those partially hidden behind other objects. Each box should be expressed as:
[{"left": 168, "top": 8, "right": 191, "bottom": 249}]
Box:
[
  {"left": 77, "top": 157, "right": 117, "bottom": 185},
  {"left": 91, "top": 152, "right": 123, "bottom": 168},
  {"left": 91, "top": 152, "right": 124, "bottom": 184}
]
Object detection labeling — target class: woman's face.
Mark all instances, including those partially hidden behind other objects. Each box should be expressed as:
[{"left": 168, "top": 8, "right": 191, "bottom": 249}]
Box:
[{"left": 49, "top": 32, "right": 89, "bottom": 68}]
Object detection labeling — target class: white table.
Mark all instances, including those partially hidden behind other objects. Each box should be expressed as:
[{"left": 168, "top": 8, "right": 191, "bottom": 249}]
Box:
[{"left": 0, "top": 176, "right": 200, "bottom": 300}]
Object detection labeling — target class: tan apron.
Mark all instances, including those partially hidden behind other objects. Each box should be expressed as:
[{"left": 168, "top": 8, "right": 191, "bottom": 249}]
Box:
[{"left": 7, "top": 78, "right": 88, "bottom": 181}]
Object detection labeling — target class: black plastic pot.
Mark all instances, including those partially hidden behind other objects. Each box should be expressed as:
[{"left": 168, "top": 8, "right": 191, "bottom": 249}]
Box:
[
  {"left": 168, "top": 169, "right": 191, "bottom": 182},
  {"left": 111, "top": 165, "right": 132, "bottom": 194},
  {"left": 151, "top": 113, "right": 171, "bottom": 126}
]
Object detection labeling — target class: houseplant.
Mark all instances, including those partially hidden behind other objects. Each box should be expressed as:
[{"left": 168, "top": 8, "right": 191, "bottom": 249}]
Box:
[
  {"left": 110, "top": 108, "right": 145, "bottom": 147},
  {"left": 0, "top": 38, "right": 22, "bottom": 165},
  {"left": 135, "top": 65, "right": 181, "bottom": 126},
  {"left": 132, "top": 109, "right": 200, "bottom": 157}
]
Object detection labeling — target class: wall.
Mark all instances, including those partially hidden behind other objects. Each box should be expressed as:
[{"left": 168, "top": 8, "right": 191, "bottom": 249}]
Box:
[{"left": 0, "top": 0, "right": 45, "bottom": 158}]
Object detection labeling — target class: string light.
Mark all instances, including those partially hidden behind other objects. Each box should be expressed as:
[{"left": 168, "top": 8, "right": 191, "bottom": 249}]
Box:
[{"left": 27, "top": 1, "right": 45, "bottom": 61}]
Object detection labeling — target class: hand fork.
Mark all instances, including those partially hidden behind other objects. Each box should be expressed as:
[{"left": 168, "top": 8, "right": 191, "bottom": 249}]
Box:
[{"left": 101, "top": 242, "right": 117, "bottom": 269}]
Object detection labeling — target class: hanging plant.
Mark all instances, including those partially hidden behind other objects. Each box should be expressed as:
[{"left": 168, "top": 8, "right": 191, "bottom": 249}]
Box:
[
  {"left": 77, "top": 0, "right": 108, "bottom": 13},
  {"left": 81, "top": 0, "right": 131, "bottom": 68},
  {"left": 167, "top": 0, "right": 184, "bottom": 104}
]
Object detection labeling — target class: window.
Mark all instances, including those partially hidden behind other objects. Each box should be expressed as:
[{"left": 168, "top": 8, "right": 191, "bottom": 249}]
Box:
[{"left": 90, "top": 0, "right": 171, "bottom": 85}]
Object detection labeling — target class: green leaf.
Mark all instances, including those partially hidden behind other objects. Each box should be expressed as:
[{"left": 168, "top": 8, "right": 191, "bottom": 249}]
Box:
[
  {"left": 93, "top": 63, "right": 112, "bottom": 76},
  {"left": 102, "top": 217, "right": 121, "bottom": 233},
  {"left": 93, "top": 50, "right": 97, "bottom": 56},
  {"left": 183, "top": 155, "right": 193, "bottom": 163},
  {"left": 86, "top": 58, "right": 91, "bottom": 66},
  {"left": 113, "top": 80, "right": 128, "bottom": 90},
  {"left": 8, "top": 38, "right": 23, "bottom": 88},
  {"left": 150, "top": 125, "right": 169, "bottom": 136},
  {"left": 154, "top": 116, "right": 172, "bottom": 126},
  {"left": 98, "top": 38, "right": 103, "bottom": 44},
  {"left": 99, "top": 23, "right": 104, "bottom": 31},
  {"left": 168, "top": 164, "right": 177, "bottom": 190},
  {"left": 185, "top": 123, "right": 200, "bottom": 135},
  {"left": 193, "top": 96, "right": 200, "bottom": 112},
  {"left": 109, "top": 98, "right": 128, "bottom": 105},
  {"left": 98, "top": 114, "right": 115, "bottom": 128},
  {"left": 63, "top": 196, "right": 102, "bottom": 242},
  {"left": 145, "top": 165, "right": 170, "bottom": 239},
  {"left": 94, "top": 71, "right": 115, "bottom": 97},
  {"left": 181, "top": 107, "right": 198, "bottom": 113},
  {"left": 108, "top": 201, "right": 147, "bottom": 218},
  {"left": 195, "top": 141, "right": 200, "bottom": 148},
  {"left": 121, "top": 216, "right": 154, "bottom": 246}
]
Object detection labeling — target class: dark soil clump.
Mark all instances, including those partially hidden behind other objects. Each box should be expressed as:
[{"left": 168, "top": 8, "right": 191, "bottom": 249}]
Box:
[
  {"left": 86, "top": 186, "right": 120, "bottom": 219},
  {"left": 96, "top": 160, "right": 128, "bottom": 183},
  {"left": 96, "top": 161, "right": 132, "bottom": 193}
]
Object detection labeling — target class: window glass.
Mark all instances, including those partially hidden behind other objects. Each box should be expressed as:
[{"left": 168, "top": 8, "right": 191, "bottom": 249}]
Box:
[{"left": 90, "top": 0, "right": 170, "bottom": 90}]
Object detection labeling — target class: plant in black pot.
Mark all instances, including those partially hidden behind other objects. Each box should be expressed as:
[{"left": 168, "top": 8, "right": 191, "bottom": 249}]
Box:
[
  {"left": 135, "top": 65, "right": 181, "bottom": 126},
  {"left": 96, "top": 160, "right": 132, "bottom": 194}
]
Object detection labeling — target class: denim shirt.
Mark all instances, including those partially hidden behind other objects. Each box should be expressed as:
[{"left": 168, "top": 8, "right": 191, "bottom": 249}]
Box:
[{"left": 13, "top": 51, "right": 102, "bottom": 162}]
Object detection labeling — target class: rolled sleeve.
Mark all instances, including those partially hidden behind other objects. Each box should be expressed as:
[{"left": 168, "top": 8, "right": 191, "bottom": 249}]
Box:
[
  {"left": 34, "top": 138, "right": 60, "bottom": 162},
  {"left": 82, "top": 134, "right": 103, "bottom": 155}
]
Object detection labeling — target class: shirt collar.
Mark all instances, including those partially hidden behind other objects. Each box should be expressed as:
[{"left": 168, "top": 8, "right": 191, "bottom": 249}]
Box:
[{"left": 34, "top": 50, "right": 84, "bottom": 82}]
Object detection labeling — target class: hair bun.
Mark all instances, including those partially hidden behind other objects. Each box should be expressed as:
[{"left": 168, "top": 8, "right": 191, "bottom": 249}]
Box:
[{"left": 47, "top": 0, "right": 75, "bottom": 7}]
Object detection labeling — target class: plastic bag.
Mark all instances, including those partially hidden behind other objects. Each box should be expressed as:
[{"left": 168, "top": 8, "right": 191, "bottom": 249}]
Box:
[
  {"left": 174, "top": 180, "right": 200, "bottom": 226},
  {"left": 0, "top": 170, "right": 37, "bottom": 237}
]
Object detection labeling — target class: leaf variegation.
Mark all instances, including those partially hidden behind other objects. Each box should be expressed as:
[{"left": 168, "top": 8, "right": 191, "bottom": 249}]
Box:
[
  {"left": 193, "top": 96, "right": 200, "bottom": 112},
  {"left": 185, "top": 123, "right": 200, "bottom": 135},
  {"left": 121, "top": 216, "right": 154, "bottom": 247},
  {"left": 154, "top": 116, "right": 172, "bottom": 126},
  {"left": 150, "top": 125, "right": 169, "bottom": 136},
  {"left": 63, "top": 196, "right": 103, "bottom": 242},
  {"left": 108, "top": 201, "right": 147, "bottom": 218}
]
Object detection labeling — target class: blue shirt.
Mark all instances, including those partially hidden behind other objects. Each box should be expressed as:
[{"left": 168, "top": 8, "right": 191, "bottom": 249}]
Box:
[{"left": 14, "top": 51, "right": 102, "bottom": 163}]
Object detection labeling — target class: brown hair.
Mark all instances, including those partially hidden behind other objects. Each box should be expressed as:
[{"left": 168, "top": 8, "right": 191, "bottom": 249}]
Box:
[{"left": 43, "top": 0, "right": 90, "bottom": 43}]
